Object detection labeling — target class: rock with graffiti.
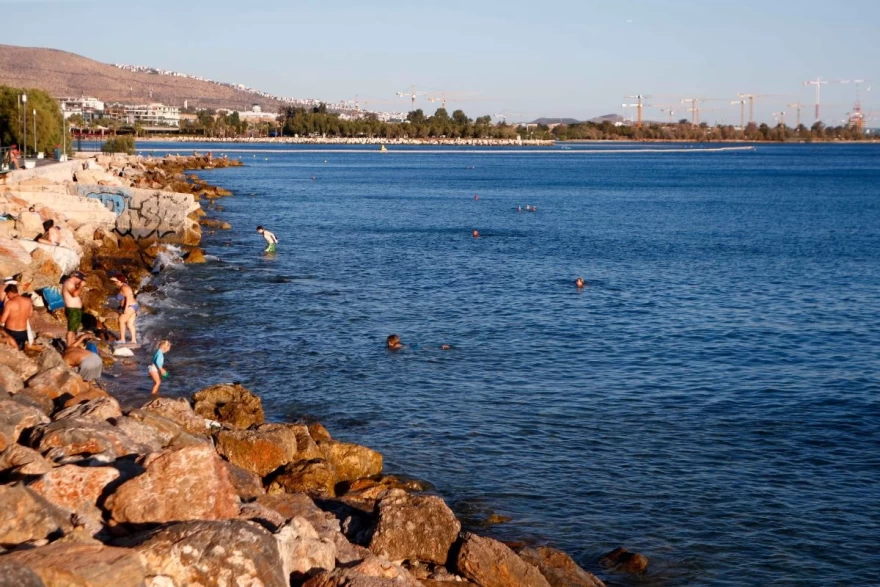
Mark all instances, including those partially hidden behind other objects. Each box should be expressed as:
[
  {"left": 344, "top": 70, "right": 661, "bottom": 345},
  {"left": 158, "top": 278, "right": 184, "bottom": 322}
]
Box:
[{"left": 114, "top": 187, "right": 201, "bottom": 245}]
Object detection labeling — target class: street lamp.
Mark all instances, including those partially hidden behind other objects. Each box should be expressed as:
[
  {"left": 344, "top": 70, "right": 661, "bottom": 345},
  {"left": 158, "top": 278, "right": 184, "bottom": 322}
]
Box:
[{"left": 22, "top": 93, "right": 27, "bottom": 158}]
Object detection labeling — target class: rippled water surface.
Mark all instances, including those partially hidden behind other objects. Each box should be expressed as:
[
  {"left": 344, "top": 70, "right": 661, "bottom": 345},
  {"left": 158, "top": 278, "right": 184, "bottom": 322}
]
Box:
[{"left": 128, "top": 143, "right": 880, "bottom": 586}]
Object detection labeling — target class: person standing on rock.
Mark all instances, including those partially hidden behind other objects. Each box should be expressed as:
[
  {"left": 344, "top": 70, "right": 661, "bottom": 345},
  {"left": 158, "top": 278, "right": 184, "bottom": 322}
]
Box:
[
  {"left": 0, "top": 284, "right": 33, "bottom": 350},
  {"left": 63, "top": 271, "right": 86, "bottom": 348},
  {"left": 109, "top": 273, "right": 138, "bottom": 345},
  {"left": 257, "top": 226, "right": 278, "bottom": 253},
  {"left": 149, "top": 340, "right": 172, "bottom": 394}
]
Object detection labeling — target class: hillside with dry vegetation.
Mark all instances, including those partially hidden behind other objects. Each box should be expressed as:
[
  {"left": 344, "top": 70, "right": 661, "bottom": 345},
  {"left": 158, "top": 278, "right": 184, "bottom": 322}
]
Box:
[{"left": 0, "top": 44, "right": 285, "bottom": 112}]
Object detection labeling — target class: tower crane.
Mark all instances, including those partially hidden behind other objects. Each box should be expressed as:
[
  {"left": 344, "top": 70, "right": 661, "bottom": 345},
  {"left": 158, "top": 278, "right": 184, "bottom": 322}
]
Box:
[
  {"left": 425, "top": 92, "right": 487, "bottom": 110},
  {"left": 622, "top": 94, "right": 651, "bottom": 129},
  {"left": 396, "top": 86, "right": 429, "bottom": 113},
  {"left": 787, "top": 103, "right": 806, "bottom": 128},
  {"left": 772, "top": 112, "right": 786, "bottom": 127},
  {"left": 731, "top": 99, "right": 747, "bottom": 129},
  {"left": 736, "top": 94, "right": 777, "bottom": 125},
  {"left": 803, "top": 78, "right": 829, "bottom": 123}
]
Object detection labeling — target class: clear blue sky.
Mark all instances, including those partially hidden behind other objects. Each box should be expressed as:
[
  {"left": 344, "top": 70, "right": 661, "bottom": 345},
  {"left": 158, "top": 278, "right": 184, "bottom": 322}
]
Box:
[{"left": 2, "top": 0, "right": 877, "bottom": 124}]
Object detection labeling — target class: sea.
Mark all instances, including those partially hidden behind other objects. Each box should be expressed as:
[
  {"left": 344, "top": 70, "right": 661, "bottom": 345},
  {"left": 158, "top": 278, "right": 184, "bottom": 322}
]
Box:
[{"left": 121, "top": 142, "right": 880, "bottom": 586}]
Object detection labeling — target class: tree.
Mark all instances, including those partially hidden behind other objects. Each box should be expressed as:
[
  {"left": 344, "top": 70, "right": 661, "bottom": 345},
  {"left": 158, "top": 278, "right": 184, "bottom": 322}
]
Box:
[
  {"left": 452, "top": 109, "right": 470, "bottom": 126},
  {"left": 0, "top": 86, "right": 65, "bottom": 156},
  {"left": 407, "top": 109, "right": 426, "bottom": 124}
]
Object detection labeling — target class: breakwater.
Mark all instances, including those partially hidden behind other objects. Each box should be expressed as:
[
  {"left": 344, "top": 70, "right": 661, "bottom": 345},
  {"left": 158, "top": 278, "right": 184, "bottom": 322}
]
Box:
[{"left": 0, "top": 153, "right": 638, "bottom": 585}]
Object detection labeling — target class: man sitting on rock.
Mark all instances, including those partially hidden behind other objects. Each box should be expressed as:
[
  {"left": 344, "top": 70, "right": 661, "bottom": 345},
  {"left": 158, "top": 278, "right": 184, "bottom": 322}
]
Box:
[
  {"left": 63, "top": 333, "right": 103, "bottom": 383},
  {"left": 0, "top": 284, "right": 33, "bottom": 350},
  {"left": 36, "top": 219, "right": 62, "bottom": 246}
]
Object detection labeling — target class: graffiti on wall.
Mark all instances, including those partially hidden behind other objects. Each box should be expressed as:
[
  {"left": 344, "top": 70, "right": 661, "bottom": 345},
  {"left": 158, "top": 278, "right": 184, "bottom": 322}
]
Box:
[{"left": 76, "top": 185, "right": 133, "bottom": 216}]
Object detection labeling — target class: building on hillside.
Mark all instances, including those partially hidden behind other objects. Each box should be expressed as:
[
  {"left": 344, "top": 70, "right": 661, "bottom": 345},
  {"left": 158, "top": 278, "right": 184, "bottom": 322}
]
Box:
[
  {"left": 59, "top": 96, "right": 105, "bottom": 121},
  {"left": 237, "top": 104, "right": 276, "bottom": 123},
  {"left": 105, "top": 103, "right": 181, "bottom": 127}
]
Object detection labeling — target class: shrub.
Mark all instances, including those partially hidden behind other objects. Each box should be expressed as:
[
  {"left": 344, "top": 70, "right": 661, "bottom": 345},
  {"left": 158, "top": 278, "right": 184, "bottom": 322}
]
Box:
[{"left": 101, "top": 135, "right": 135, "bottom": 155}]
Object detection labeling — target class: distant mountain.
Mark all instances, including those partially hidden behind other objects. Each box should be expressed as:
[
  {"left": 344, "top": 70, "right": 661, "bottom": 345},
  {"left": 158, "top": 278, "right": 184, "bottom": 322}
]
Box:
[
  {"left": 530, "top": 117, "right": 581, "bottom": 125},
  {"left": 0, "top": 44, "right": 286, "bottom": 111},
  {"left": 588, "top": 113, "right": 625, "bottom": 124}
]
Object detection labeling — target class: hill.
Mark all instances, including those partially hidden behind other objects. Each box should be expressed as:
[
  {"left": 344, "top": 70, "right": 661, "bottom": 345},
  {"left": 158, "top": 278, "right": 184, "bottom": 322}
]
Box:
[
  {"left": 588, "top": 113, "right": 624, "bottom": 124},
  {"left": 0, "top": 44, "right": 286, "bottom": 112},
  {"left": 530, "top": 117, "right": 581, "bottom": 125}
]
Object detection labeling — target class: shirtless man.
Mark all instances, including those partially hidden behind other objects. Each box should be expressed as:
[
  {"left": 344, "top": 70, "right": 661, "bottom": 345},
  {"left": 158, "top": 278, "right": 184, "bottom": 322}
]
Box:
[
  {"left": 63, "top": 333, "right": 103, "bottom": 382},
  {"left": 0, "top": 285, "right": 33, "bottom": 350},
  {"left": 256, "top": 226, "right": 278, "bottom": 253},
  {"left": 63, "top": 272, "right": 86, "bottom": 347},
  {"left": 36, "top": 219, "right": 62, "bottom": 246}
]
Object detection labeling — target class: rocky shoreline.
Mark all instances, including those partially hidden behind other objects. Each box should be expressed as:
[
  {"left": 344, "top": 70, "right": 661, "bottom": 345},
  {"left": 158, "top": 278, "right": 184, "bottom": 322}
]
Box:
[{"left": 0, "top": 154, "right": 644, "bottom": 586}]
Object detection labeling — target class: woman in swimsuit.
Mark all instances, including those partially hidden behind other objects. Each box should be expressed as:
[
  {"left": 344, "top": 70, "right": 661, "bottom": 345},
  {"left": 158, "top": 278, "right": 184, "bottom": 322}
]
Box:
[{"left": 110, "top": 273, "right": 138, "bottom": 345}]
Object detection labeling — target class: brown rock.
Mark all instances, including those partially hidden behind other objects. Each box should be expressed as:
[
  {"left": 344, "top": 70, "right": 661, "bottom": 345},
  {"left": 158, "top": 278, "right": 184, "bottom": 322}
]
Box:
[
  {"left": 0, "top": 398, "right": 50, "bottom": 451},
  {"left": 29, "top": 464, "right": 120, "bottom": 523},
  {"left": 0, "top": 345, "right": 39, "bottom": 380},
  {"left": 223, "top": 460, "right": 266, "bottom": 501},
  {"left": 139, "top": 397, "right": 210, "bottom": 436},
  {"left": 268, "top": 459, "right": 337, "bottom": 498},
  {"left": 124, "top": 408, "right": 188, "bottom": 445},
  {"left": 33, "top": 417, "right": 145, "bottom": 462},
  {"left": 304, "top": 556, "right": 421, "bottom": 587},
  {"left": 35, "top": 346, "right": 66, "bottom": 373},
  {"left": 274, "top": 516, "right": 336, "bottom": 579},
  {"left": 0, "top": 563, "right": 44, "bottom": 587},
  {"left": 26, "top": 366, "right": 90, "bottom": 401},
  {"left": 60, "top": 386, "right": 111, "bottom": 408},
  {"left": 0, "top": 542, "right": 145, "bottom": 586},
  {"left": 308, "top": 422, "right": 333, "bottom": 442},
  {"left": 215, "top": 425, "right": 299, "bottom": 478},
  {"left": 53, "top": 397, "right": 122, "bottom": 422},
  {"left": 319, "top": 440, "right": 383, "bottom": 483},
  {"left": 598, "top": 547, "right": 649, "bottom": 574},
  {"left": 200, "top": 218, "right": 231, "bottom": 230},
  {"left": 0, "top": 443, "right": 53, "bottom": 476},
  {"left": 0, "top": 483, "right": 73, "bottom": 545},
  {"left": 123, "top": 520, "right": 286, "bottom": 587},
  {"left": 192, "top": 383, "right": 264, "bottom": 429},
  {"left": 0, "top": 364, "right": 25, "bottom": 394},
  {"left": 108, "top": 416, "right": 164, "bottom": 453},
  {"left": 518, "top": 546, "right": 606, "bottom": 587},
  {"left": 369, "top": 490, "right": 461, "bottom": 565},
  {"left": 106, "top": 444, "right": 239, "bottom": 524},
  {"left": 28, "top": 248, "right": 63, "bottom": 291},
  {"left": 9, "top": 388, "right": 54, "bottom": 416},
  {"left": 185, "top": 246, "right": 207, "bottom": 263},
  {"left": 456, "top": 533, "right": 551, "bottom": 587}
]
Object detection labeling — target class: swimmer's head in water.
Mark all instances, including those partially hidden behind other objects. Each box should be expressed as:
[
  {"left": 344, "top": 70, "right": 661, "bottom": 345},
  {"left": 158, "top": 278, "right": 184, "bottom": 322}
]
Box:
[
  {"left": 575, "top": 277, "right": 585, "bottom": 288},
  {"left": 386, "top": 334, "right": 402, "bottom": 350},
  {"left": 472, "top": 230, "right": 480, "bottom": 238}
]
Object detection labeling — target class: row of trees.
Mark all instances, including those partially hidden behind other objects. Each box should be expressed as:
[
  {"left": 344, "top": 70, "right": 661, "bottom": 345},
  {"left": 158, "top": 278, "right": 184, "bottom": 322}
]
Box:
[
  {"left": 549, "top": 120, "right": 871, "bottom": 142},
  {"left": 0, "top": 86, "right": 66, "bottom": 155}
]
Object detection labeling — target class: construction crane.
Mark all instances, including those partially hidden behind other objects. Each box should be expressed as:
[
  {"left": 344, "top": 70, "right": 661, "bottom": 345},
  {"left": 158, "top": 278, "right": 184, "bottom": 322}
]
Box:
[
  {"left": 772, "top": 112, "right": 787, "bottom": 127},
  {"left": 803, "top": 78, "right": 830, "bottom": 123},
  {"left": 346, "top": 96, "right": 400, "bottom": 119},
  {"left": 787, "top": 102, "right": 806, "bottom": 128},
  {"left": 396, "top": 86, "right": 429, "bottom": 113},
  {"left": 736, "top": 94, "right": 776, "bottom": 125},
  {"left": 621, "top": 95, "right": 651, "bottom": 129},
  {"left": 425, "top": 91, "right": 487, "bottom": 110},
  {"left": 658, "top": 108, "right": 677, "bottom": 123},
  {"left": 731, "top": 99, "right": 747, "bottom": 128}
]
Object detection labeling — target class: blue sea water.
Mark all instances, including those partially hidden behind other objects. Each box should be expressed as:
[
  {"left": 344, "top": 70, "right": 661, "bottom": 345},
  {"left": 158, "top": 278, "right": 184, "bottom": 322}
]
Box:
[{"left": 129, "top": 143, "right": 880, "bottom": 586}]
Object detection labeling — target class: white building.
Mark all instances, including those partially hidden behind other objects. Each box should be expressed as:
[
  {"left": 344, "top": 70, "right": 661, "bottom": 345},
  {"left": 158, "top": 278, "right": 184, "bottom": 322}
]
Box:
[
  {"left": 124, "top": 103, "right": 181, "bottom": 127},
  {"left": 59, "top": 96, "right": 105, "bottom": 121}
]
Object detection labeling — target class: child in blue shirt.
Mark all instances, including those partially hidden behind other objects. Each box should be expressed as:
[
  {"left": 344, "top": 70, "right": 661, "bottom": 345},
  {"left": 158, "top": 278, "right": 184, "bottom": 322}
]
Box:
[{"left": 148, "top": 340, "right": 172, "bottom": 394}]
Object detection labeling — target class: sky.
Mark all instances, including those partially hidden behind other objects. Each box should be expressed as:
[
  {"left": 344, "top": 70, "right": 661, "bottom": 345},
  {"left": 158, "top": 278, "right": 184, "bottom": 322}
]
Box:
[{"left": 1, "top": 0, "right": 878, "bottom": 124}]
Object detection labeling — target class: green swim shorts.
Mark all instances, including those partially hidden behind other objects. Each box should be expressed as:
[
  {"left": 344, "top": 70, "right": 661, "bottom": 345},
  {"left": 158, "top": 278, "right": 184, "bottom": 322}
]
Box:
[
  {"left": 66, "top": 307, "right": 83, "bottom": 332},
  {"left": 265, "top": 243, "right": 277, "bottom": 253}
]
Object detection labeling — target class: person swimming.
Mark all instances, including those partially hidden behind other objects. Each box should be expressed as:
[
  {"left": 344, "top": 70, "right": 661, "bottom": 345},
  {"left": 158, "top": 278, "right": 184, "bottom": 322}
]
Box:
[
  {"left": 575, "top": 277, "right": 586, "bottom": 289},
  {"left": 386, "top": 334, "right": 403, "bottom": 351},
  {"left": 472, "top": 230, "right": 480, "bottom": 238}
]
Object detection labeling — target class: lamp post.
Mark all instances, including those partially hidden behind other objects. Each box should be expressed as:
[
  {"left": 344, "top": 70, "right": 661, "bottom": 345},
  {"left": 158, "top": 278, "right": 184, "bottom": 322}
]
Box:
[
  {"left": 33, "top": 109, "right": 37, "bottom": 156},
  {"left": 22, "top": 93, "right": 27, "bottom": 158}
]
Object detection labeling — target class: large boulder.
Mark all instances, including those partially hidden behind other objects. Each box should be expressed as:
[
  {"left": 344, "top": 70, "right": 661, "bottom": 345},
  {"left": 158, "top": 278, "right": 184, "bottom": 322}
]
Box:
[
  {"left": 26, "top": 366, "right": 91, "bottom": 401},
  {"left": 139, "top": 397, "right": 211, "bottom": 437},
  {"left": 0, "top": 542, "right": 145, "bottom": 586},
  {"left": 518, "top": 546, "right": 607, "bottom": 587},
  {"left": 598, "top": 547, "right": 649, "bottom": 574},
  {"left": 319, "top": 440, "right": 383, "bottom": 482},
  {"left": 455, "top": 533, "right": 551, "bottom": 587},
  {"left": 123, "top": 520, "right": 287, "bottom": 587},
  {"left": 13, "top": 211, "right": 44, "bottom": 239},
  {"left": 0, "top": 364, "right": 24, "bottom": 394},
  {"left": 214, "top": 424, "right": 301, "bottom": 478},
  {"left": 303, "top": 556, "right": 421, "bottom": 587},
  {"left": 0, "top": 398, "right": 50, "bottom": 451},
  {"left": 0, "top": 345, "right": 39, "bottom": 380},
  {"left": 35, "top": 346, "right": 66, "bottom": 373},
  {"left": 223, "top": 460, "right": 265, "bottom": 501},
  {"left": 192, "top": 383, "right": 264, "bottom": 429},
  {"left": 0, "top": 483, "right": 73, "bottom": 545},
  {"left": 27, "top": 247, "right": 63, "bottom": 291},
  {"left": 32, "top": 417, "right": 145, "bottom": 462},
  {"left": 267, "top": 459, "right": 337, "bottom": 498},
  {"left": 275, "top": 516, "right": 336, "bottom": 580},
  {"left": 114, "top": 187, "right": 201, "bottom": 246},
  {"left": 369, "top": 490, "right": 461, "bottom": 565},
  {"left": 0, "top": 237, "right": 32, "bottom": 278},
  {"left": 0, "top": 563, "right": 44, "bottom": 587},
  {"left": 53, "top": 397, "right": 122, "bottom": 422},
  {"left": 0, "top": 443, "right": 53, "bottom": 476},
  {"left": 105, "top": 444, "right": 239, "bottom": 525},
  {"left": 29, "top": 465, "right": 120, "bottom": 533},
  {"left": 8, "top": 388, "right": 54, "bottom": 417},
  {"left": 17, "top": 241, "right": 81, "bottom": 276}
]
